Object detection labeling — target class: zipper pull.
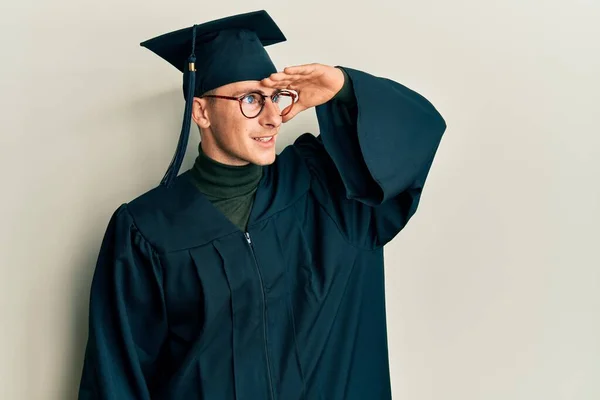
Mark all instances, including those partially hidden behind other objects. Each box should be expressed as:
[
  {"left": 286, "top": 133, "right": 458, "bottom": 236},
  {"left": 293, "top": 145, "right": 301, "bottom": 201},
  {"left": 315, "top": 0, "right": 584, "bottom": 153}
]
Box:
[{"left": 245, "top": 232, "right": 252, "bottom": 244}]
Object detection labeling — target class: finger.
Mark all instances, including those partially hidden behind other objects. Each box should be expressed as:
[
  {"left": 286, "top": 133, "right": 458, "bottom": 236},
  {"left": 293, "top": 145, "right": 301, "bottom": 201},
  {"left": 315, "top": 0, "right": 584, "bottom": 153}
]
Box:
[
  {"left": 266, "top": 76, "right": 295, "bottom": 85},
  {"left": 261, "top": 77, "right": 292, "bottom": 88},
  {"left": 262, "top": 78, "right": 301, "bottom": 91},
  {"left": 282, "top": 104, "right": 306, "bottom": 123},
  {"left": 269, "top": 72, "right": 295, "bottom": 80},
  {"left": 268, "top": 72, "right": 305, "bottom": 83},
  {"left": 283, "top": 64, "right": 317, "bottom": 75}
]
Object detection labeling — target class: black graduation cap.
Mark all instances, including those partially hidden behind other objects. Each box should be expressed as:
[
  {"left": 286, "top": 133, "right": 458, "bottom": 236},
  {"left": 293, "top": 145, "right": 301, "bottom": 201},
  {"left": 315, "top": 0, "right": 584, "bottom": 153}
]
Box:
[{"left": 140, "top": 10, "right": 286, "bottom": 186}]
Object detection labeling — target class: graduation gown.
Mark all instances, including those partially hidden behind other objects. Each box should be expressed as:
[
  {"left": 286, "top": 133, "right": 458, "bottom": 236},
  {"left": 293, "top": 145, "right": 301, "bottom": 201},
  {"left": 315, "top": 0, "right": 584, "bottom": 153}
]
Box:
[{"left": 78, "top": 67, "right": 447, "bottom": 400}]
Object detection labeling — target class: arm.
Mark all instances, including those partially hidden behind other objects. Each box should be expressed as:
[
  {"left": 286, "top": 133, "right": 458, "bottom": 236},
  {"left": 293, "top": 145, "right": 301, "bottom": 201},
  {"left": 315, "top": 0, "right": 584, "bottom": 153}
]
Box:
[
  {"left": 79, "top": 205, "right": 168, "bottom": 399},
  {"left": 290, "top": 66, "right": 447, "bottom": 248}
]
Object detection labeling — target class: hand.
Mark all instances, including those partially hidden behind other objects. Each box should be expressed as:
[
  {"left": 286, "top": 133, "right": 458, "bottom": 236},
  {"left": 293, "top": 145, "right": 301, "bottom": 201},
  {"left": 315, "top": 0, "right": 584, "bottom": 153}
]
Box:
[{"left": 261, "top": 63, "right": 345, "bottom": 122}]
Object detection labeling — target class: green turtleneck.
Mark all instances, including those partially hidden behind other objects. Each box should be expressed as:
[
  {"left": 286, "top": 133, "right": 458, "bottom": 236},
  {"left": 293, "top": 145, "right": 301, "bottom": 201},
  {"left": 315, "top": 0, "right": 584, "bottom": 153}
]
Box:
[
  {"left": 189, "top": 145, "right": 264, "bottom": 231},
  {"left": 189, "top": 67, "right": 354, "bottom": 232}
]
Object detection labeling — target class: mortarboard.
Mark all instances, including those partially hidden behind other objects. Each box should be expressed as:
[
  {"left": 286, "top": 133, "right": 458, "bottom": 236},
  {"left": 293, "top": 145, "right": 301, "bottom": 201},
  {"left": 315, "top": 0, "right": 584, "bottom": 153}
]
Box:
[{"left": 140, "top": 10, "right": 286, "bottom": 186}]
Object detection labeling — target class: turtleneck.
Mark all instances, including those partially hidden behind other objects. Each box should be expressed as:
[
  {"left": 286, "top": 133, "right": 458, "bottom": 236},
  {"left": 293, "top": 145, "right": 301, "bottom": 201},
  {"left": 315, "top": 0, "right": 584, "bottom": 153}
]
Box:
[{"left": 189, "top": 144, "right": 263, "bottom": 231}]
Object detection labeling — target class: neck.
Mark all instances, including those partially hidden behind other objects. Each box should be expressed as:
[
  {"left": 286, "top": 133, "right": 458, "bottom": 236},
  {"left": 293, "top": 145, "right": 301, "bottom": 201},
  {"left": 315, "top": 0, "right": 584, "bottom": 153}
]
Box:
[
  {"left": 190, "top": 144, "right": 263, "bottom": 199},
  {"left": 200, "top": 135, "right": 249, "bottom": 166}
]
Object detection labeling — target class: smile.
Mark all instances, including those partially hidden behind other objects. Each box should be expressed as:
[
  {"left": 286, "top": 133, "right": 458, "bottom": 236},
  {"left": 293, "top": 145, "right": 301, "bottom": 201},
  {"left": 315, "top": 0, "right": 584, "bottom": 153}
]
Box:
[{"left": 253, "top": 136, "right": 274, "bottom": 142}]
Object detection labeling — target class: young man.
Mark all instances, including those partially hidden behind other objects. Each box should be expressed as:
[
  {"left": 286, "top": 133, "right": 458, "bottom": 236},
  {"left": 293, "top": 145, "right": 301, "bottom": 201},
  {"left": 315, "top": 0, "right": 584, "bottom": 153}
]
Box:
[{"left": 79, "top": 10, "right": 447, "bottom": 400}]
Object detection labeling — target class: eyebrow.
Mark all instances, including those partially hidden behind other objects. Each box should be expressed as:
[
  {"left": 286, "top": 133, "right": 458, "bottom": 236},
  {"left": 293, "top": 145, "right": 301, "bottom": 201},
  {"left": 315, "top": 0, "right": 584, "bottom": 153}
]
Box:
[{"left": 231, "top": 88, "right": 282, "bottom": 97}]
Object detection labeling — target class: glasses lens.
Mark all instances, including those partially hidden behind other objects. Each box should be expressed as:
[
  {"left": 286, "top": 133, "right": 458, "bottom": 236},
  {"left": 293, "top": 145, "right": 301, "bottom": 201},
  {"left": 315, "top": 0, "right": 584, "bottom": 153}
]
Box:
[
  {"left": 241, "top": 93, "right": 264, "bottom": 118},
  {"left": 273, "top": 92, "right": 295, "bottom": 116}
]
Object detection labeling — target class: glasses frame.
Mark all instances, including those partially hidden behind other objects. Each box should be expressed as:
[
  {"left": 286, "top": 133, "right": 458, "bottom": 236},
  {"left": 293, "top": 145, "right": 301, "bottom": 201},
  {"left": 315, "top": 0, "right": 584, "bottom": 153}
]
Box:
[{"left": 200, "top": 90, "right": 298, "bottom": 119}]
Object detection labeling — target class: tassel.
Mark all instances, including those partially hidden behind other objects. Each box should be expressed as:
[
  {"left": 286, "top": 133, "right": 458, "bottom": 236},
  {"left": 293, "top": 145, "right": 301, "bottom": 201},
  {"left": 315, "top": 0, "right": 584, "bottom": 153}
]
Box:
[{"left": 160, "top": 25, "right": 198, "bottom": 187}]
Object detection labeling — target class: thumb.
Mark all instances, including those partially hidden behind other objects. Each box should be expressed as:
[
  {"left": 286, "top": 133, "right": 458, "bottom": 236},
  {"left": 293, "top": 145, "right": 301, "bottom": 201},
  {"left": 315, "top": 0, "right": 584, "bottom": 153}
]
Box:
[{"left": 282, "top": 104, "right": 306, "bottom": 123}]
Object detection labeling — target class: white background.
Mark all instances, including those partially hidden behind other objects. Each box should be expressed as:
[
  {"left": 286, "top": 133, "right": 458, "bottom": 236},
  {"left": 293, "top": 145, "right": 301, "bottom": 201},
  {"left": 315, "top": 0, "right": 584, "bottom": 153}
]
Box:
[{"left": 1, "top": 1, "right": 599, "bottom": 399}]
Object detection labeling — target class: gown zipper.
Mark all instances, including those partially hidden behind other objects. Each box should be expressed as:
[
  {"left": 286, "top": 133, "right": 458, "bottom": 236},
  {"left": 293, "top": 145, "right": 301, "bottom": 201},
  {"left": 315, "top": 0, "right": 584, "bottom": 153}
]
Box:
[{"left": 245, "top": 232, "right": 275, "bottom": 400}]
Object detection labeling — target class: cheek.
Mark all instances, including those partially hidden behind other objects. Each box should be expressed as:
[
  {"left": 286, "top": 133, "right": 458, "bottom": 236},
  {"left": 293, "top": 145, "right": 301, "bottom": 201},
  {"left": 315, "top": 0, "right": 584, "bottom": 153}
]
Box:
[
  {"left": 211, "top": 106, "right": 236, "bottom": 134},
  {"left": 216, "top": 110, "right": 253, "bottom": 148}
]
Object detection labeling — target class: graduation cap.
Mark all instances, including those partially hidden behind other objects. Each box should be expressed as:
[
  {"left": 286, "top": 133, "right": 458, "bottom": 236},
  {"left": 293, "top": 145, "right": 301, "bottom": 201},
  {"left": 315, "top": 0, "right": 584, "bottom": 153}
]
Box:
[{"left": 140, "top": 10, "right": 286, "bottom": 186}]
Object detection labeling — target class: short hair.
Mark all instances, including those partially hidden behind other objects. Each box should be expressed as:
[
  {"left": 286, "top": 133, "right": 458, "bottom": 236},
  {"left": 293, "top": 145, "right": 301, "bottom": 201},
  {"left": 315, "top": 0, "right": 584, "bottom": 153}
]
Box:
[{"left": 200, "top": 88, "right": 217, "bottom": 105}]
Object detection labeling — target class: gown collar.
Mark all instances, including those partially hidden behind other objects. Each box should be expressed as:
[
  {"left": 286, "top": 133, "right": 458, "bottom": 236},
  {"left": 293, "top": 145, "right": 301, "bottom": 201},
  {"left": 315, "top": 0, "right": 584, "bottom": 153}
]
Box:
[{"left": 127, "top": 145, "right": 311, "bottom": 252}]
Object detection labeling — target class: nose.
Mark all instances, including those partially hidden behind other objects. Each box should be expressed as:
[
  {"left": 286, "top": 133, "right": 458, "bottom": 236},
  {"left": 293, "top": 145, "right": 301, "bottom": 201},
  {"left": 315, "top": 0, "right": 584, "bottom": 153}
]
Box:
[{"left": 258, "top": 97, "right": 282, "bottom": 128}]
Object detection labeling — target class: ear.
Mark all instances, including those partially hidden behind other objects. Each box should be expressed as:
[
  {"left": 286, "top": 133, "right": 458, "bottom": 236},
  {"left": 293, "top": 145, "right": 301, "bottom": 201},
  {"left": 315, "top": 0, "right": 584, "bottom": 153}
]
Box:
[{"left": 192, "top": 97, "right": 211, "bottom": 129}]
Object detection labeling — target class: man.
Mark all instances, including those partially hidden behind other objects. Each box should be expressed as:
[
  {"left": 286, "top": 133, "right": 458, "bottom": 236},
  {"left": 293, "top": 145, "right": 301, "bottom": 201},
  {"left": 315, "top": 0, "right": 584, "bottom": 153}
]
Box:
[{"left": 78, "top": 9, "right": 446, "bottom": 400}]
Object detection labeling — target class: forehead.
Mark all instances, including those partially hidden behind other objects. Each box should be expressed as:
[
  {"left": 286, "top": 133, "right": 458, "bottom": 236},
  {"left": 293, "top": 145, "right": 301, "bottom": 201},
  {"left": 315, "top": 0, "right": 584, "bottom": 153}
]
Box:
[{"left": 215, "top": 80, "right": 275, "bottom": 96}]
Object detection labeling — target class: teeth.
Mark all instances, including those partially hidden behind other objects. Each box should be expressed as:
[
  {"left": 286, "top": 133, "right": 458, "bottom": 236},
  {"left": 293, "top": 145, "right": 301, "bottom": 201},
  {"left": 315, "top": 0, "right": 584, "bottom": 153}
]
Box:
[{"left": 254, "top": 137, "right": 272, "bottom": 142}]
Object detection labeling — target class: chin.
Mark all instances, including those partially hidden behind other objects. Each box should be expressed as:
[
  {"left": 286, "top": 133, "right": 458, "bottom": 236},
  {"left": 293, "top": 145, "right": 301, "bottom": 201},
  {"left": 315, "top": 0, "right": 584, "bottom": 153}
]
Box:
[
  {"left": 249, "top": 151, "right": 277, "bottom": 166},
  {"left": 255, "top": 156, "right": 277, "bottom": 166}
]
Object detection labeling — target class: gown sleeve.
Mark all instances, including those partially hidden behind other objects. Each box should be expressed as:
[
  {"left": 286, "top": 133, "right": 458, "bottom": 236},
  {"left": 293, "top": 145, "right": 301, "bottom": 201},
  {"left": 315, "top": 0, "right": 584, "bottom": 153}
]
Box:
[
  {"left": 78, "top": 205, "right": 168, "bottom": 399},
  {"left": 293, "top": 67, "right": 447, "bottom": 249}
]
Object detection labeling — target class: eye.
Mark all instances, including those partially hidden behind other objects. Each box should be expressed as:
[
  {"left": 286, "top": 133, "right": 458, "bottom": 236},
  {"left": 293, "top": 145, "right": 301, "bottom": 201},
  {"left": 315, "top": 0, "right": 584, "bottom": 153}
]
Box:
[
  {"left": 242, "top": 95, "right": 254, "bottom": 104},
  {"left": 272, "top": 93, "right": 281, "bottom": 103},
  {"left": 242, "top": 93, "right": 261, "bottom": 104}
]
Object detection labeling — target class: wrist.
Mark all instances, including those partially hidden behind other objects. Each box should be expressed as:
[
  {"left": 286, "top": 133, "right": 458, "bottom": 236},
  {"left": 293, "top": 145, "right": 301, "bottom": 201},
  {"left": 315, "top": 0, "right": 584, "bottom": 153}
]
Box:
[{"left": 332, "top": 67, "right": 354, "bottom": 103}]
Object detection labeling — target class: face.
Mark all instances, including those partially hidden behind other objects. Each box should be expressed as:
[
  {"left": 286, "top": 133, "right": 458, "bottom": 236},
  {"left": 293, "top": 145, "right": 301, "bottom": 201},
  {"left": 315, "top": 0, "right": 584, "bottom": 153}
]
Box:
[{"left": 192, "top": 80, "right": 283, "bottom": 166}]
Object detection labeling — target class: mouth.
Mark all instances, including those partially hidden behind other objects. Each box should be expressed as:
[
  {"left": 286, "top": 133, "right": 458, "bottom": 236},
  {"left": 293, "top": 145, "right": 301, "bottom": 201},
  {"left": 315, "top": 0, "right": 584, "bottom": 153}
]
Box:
[{"left": 252, "top": 135, "right": 276, "bottom": 146}]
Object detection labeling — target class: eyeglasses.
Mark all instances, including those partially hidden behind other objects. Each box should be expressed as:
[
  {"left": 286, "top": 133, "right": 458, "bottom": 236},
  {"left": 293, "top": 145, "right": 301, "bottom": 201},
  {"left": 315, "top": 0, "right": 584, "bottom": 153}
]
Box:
[{"left": 200, "top": 90, "right": 298, "bottom": 119}]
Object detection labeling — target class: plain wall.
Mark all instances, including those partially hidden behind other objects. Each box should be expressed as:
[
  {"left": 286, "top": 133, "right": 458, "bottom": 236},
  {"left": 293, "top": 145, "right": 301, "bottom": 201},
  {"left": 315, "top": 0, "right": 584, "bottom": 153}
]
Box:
[{"left": 1, "top": 0, "right": 599, "bottom": 399}]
